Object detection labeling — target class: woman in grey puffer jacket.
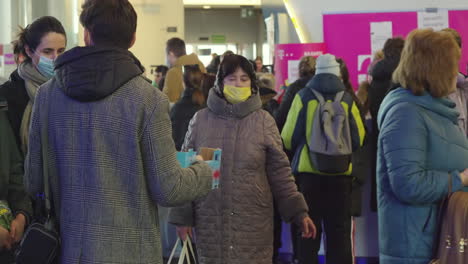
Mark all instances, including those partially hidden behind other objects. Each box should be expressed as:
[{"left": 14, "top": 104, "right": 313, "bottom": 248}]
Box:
[{"left": 169, "top": 55, "right": 316, "bottom": 264}]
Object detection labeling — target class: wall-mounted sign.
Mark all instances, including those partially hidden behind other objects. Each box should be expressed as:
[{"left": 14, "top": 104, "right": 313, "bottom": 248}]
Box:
[
  {"left": 418, "top": 8, "right": 449, "bottom": 31},
  {"left": 199, "top": 49, "right": 212, "bottom": 56},
  {"left": 4, "top": 54, "right": 15, "bottom": 65},
  {"left": 167, "top": 27, "right": 178, "bottom": 33},
  {"left": 241, "top": 7, "right": 255, "bottom": 18},
  {"left": 274, "top": 43, "right": 327, "bottom": 95},
  {"left": 211, "top": 35, "right": 226, "bottom": 43}
]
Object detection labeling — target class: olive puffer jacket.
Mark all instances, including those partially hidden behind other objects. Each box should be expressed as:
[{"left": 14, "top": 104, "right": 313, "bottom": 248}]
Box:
[
  {"left": 169, "top": 88, "right": 308, "bottom": 264},
  {"left": 0, "top": 102, "right": 32, "bottom": 224}
]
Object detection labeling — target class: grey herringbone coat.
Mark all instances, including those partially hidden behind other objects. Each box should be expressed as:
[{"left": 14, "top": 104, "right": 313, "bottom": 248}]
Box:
[
  {"left": 170, "top": 88, "right": 308, "bottom": 264},
  {"left": 24, "top": 46, "right": 213, "bottom": 264}
]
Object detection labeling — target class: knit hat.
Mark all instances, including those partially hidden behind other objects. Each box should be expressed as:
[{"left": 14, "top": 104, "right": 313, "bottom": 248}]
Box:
[{"left": 316, "top": 54, "right": 340, "bottom": 77}]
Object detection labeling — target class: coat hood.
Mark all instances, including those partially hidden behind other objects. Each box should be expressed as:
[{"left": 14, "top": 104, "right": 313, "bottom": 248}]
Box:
[
  {"left": 305, "top": 73, "right": 345, "bottom": 95},
  {"left": 174, "top": 53, "right": 203, "bottom": 67},
  {"left": 378, "top": 88, "right": 459, "bottom": 129},
  {"left": 207, "top": 87, "right": 262, "bottom": 119},
  {"left": 54, "top": 46, "right": 144, "bottom": 102}
]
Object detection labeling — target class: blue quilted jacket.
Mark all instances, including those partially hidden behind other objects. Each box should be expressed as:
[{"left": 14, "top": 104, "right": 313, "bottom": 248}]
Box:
[{"left": 377, "top": 88, "right": 468, "bottom": 264}]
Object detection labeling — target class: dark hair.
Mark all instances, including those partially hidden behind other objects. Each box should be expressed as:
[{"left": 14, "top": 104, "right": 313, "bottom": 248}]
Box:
[
  {"left": 442, "top": 28, "right": 462, "bottom": 48},
  {"left": 206, "top": 55, "right": 221, "bottom": 74},
  {"left": 337, "top": 58, "right": 362, "bottom": 110},
  {"left": 201, "top": 73, "right": 216, "bottom": 100},
  {"left": 17, "top": 16, "right": 66, "bottom": 62},
  {"left": 155, "top": 65, "right": 168, "bottom": 75},
  {"left": 383, "top": 37, "right": 405, "bottom": 59},
  {"left": 12, "top": 40, "right": 24, "bottom": 64},
  {"left": 183, "top": 65, "right": 205, "bottom": 106},
  {"left": 158, "top": 77, "right": 165, "bottom": 92},
  {"left": 216, "top": 54, "right": 258, "bottom": 94},
  {"left": 223, "top": 50, "right": 234, "bottom": 57},
  {"left": 80, "top": 0, "right": 137, "bottom": 49},
  {"left": 220, "top": 50, "right": 234, "bottom": 62},
  {"left": 299, "top": 56, "right": 316, "bottom": 78},
  {"left": 12, "top": 40, "right": 22, "bottom": 55},
  {"left": 166, "top": 38, "right": 186, "bottom": 57}
]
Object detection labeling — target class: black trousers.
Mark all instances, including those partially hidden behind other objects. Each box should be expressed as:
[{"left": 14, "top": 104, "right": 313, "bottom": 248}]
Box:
[
  {"left": 296, "top": 174, "right": 353, "bottom": 264},
  {"left": 0, "top": 250, "right": 14, "bottom": 264}
]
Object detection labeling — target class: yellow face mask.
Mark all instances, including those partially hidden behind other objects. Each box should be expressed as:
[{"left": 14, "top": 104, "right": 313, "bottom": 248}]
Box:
[{"left": 223, "top": 85, "right": 252, "bottom": 104}]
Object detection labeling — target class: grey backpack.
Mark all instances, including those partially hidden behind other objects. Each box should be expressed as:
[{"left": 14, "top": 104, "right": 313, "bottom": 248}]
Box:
[{"left": 308, "top": 89, "right": 352, "bottom": 174}]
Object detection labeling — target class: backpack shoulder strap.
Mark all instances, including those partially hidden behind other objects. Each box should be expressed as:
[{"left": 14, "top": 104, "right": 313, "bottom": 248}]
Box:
[
  {"left": 334, "top": 91, "right": 345, "bottom": 103},
  {"left": 341, "top": 91, "right": 356, "bottom": 113},
  {"left": 310, "top": 89, "right": 325, "bottom": 104}
]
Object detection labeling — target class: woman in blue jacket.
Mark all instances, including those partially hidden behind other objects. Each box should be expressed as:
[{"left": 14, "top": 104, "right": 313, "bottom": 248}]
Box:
[{"left": 377, "top": 29, "right": 468, "bottom": 264}]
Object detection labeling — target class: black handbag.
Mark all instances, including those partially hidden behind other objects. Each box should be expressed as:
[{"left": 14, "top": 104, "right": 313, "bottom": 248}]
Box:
[
  {"left": 15, "top": 222, "right": 59, "bottom": 264},
  {"left": 15, "top": 103, "right": 60, "bottom": 264}
]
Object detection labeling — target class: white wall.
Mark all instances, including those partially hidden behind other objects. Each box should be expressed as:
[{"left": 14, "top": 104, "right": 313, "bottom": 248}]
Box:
[
  {"left": 77, "top": 0, "right": 185, "bottom": 72},
  {"left": 0, "top": 0, "right": 12, "bottom": 45},
  {"left": 46, "top": 0, "right": 79, "bottom": 49},
  {"left": 129, "top": 0, "right": 184, "bottom": 72},
  {"left": 288, "top": 0, "right": 468, "bottom": 42},
  {"left": 0, "top": 0, "right": 35, "bottom": 45}
]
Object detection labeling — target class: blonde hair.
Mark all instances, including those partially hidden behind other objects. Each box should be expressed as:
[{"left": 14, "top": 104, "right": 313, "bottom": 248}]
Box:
[
  {"left": 441, "top": 28, "right": 462, "bottom": 48},
  {"left": 393, "top": 29, "right": 460, "bottom": 98}
]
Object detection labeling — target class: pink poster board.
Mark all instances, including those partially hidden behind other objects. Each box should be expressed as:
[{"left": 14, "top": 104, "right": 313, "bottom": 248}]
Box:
[
  {"left": 323, "top": 10, "right": 468, "bottom": 89},
  {"left": 450, "top": 10, "right": 468, "bottom": 74},
  {"left": 274, "top": 43, "right": 327, "bottom": 98}
]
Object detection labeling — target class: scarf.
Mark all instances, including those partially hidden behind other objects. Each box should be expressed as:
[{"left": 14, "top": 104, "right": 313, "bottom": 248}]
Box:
[{"left": 17, "top": 62, "right": 49, "bottom": 154}]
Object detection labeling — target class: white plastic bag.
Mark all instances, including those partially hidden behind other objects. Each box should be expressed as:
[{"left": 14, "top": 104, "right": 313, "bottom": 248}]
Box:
[{"left": 167, "top": 236, "right": 197, "bottom": 264}]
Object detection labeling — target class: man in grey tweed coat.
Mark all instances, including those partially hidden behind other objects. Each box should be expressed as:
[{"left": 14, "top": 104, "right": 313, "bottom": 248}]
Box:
[{"left": 24, "top": 1, "right": 213, "bottom": 263}]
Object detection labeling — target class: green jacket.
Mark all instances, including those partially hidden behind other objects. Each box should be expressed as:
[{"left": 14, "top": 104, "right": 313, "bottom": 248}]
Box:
[
  {"left": 281, "top": 74, "right": 366, "bottom": 176},
  {"left": 0, "top": 100, "right": 32, "bottom": 223}
]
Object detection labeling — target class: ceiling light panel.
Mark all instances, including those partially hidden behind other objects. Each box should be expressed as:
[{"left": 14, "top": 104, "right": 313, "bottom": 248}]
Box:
[{"left": 183, "top": 0, "right": 261, "bottom": 6}]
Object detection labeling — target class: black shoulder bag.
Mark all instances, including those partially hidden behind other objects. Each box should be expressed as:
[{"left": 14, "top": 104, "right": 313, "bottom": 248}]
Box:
[{"left": 15, "top": 102, "right": 60, "bottom": 264}]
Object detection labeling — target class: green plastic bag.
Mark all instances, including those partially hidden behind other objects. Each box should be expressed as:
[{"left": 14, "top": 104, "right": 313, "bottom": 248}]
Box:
[{"left": 0, "top": 200, "right": 13, "bottom": 231}]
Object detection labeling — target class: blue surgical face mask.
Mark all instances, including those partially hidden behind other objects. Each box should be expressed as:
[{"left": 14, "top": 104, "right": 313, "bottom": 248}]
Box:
[{"left": 37, "top": 56, "right": 55, "bottom": 79}]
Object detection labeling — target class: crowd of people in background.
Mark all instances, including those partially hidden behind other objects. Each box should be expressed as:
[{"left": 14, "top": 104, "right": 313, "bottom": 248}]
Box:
[{"left": 0, "top": 0, "right": 468, "bottom": 264}]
